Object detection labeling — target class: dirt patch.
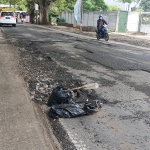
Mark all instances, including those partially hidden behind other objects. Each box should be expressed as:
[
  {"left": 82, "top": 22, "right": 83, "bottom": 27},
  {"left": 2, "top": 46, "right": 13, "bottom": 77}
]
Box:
[
  {"left": 46, "top": 25, "right": 150, "bottom": 48},
  {"left": 109, "top": 34, "right": 150, "bottom": 48},
  {"left": 131, "top": 32, "right": 147, "bottom": 35}
]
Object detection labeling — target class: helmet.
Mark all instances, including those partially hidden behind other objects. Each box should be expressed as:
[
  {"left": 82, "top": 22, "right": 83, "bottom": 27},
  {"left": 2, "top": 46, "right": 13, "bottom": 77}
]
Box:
[{"left": 99, "top": 14, "right": 103, "bottom": 17}]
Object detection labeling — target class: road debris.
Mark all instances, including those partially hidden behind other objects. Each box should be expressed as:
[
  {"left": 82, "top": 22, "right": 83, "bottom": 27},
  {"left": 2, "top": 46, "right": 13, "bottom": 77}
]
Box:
[
  {"left": 48, "top": 85, "right": 101, "bottom": 118},
  {"left": 64, "top": 83, "right": 99, "bottom": 92}
]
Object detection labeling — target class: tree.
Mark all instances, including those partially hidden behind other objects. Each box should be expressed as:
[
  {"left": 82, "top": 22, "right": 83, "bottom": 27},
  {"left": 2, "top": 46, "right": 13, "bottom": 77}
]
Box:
[
  {"left": 0, "top": 0, "right": 26, "bottom": 10},
  {"left": 134, "top": 8, "right": 143, "bottom": 12},
  {"left": 50, "top": 0, "right": 66, "bottom": 16},
  {"left": 16, "top": 0, "right": 27, "bottom": 11},
  {"left": 140, "top": 0, "right": 150, "bottom": 12},
  {"left": 0, "top": 0, "right": 7, "bottom": 3},
  {"left": 118, "top": 0, "right": 142, "bottom": 11},
  {"left": 27, "top": 0, "right": 35, "bottom": 24},
  {"left": 26, "top": 0, "right": 57, "bottom": 25},
  {"left": 117, "top": 0, "right": 133, "bottom": 3},
  {"left": 5, "top": 0, "right": 23, "bottom": 8},
  {"left": 50, "top": 0, "right": 108, "bottom": 13},
  {"left": 63, "top": 0, "right": 76, "bottom": 12},
  {"left": 37, "top": 0, "right": 56, "bottom": 24},
  {"left": 107, "top": 5, "right": 121, "bottom": 11},
  {"left": 83, "top": 0, "right": 108, "bottom": 11}
]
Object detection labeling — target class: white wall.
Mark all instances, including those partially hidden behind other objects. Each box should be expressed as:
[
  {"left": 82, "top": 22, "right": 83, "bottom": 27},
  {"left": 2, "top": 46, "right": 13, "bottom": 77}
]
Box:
[
  {"left": 62, "top": 11, "right": 141, "bottom": 33},
  {"left": 62, "top": 11, "right": 118, "bottom": 32},
  {"left": 140, "top": 24, "right": 150, "bottom": 34},
  {"left": 127, "top": 12, "right": 140, "bottom": 32}
]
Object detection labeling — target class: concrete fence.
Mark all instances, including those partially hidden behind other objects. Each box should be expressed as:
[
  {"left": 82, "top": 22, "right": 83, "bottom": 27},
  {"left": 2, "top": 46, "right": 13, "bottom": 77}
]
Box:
[
  {"left": 140, "top": 25, "right": 150, "bottom": 34},
  {"left": 61, "top": 11, "right": 118, "bottom": 32},
  {"left": 139, "top": 12, "right": 150, "bottom": 34},
  {"left": 61, "top": 11, "right": 150, "bottom": 34},
  {"left": 127, "top": 12, "right": 140, "bottom": 32}
]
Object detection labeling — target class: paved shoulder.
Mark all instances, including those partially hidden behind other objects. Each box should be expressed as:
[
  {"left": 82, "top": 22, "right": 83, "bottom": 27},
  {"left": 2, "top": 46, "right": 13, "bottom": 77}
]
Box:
[{"left": 0, "top": 31, "right": 59, "bottom": 150}]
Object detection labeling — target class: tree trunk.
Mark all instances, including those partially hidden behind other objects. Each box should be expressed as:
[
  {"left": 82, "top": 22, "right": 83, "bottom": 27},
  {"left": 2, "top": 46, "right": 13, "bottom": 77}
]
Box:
[
  {"left": 38, "top": 0, "right": 52, "bottom": 25},
  {"left": 39, "top": 5, "right": 50, "bottom": 24},
  {"left": 27, "top": 0, "right": 35, "bottom": 24}
]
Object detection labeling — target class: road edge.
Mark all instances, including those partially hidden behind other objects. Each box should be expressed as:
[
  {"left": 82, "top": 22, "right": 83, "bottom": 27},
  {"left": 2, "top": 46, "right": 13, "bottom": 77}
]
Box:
[{"left": 0, "top": 28, "right": 62, "bottom": 150}]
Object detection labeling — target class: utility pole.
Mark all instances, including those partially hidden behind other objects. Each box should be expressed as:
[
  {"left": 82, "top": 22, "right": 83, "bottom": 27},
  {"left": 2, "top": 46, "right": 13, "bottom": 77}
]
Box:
[
  {"left": 35, "top": 4, "right": 38, "bottom": 24},
  {"left": 80, "top": 0, "right": 83, "bottom": 31}
]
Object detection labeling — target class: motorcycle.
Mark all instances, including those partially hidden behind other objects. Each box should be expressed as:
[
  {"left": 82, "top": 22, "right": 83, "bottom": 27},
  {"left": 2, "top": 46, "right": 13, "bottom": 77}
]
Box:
[{"left": 96, "top": 24, "right": 109, "bottom": 41}]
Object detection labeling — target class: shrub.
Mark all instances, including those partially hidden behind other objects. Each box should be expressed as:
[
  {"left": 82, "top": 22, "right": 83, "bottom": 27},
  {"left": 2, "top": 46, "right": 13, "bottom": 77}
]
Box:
[{"left": 59, "top": 18, "right": 65, "bottom": 22}]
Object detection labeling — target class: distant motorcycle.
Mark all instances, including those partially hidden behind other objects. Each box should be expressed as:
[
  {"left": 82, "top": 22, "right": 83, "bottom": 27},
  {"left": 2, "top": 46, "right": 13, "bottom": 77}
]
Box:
[{"left": 96, "top": 24, "right": 109, "bottom": 41}]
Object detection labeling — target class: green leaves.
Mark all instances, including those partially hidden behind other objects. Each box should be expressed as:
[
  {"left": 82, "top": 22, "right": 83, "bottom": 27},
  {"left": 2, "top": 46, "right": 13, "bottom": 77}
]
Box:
[
  {"left": 16, "top": 0, "right": 27, "bottom": 10},
  {"left": 117, "top": 0, "right": 133, "bottom": 3},
  {"left": 0, "top": 0, "right": 27, "bottom": 9},
  {"left": 107, "top": 5, "right": 121, "bottom": 11},
  {"left": 50, "top": 0, "right": 69, "bottom": 15},
  {"left": 140, "top": 0, "right": 150, "bottom": 12},
  {"left": 50, "top": 0, "right": 108, "bottom": 13}
]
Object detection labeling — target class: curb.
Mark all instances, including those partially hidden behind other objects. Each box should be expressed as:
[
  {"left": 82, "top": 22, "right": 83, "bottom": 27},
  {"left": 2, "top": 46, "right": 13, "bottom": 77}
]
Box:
[{"left": 1, "top": 27, "right": 4, "bottom": 33}]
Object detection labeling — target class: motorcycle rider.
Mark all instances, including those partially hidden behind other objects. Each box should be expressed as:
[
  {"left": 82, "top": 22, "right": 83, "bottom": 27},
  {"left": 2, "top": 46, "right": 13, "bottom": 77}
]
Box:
[{"left": 97, "top": 14, "right": 108, "bottom": 37}]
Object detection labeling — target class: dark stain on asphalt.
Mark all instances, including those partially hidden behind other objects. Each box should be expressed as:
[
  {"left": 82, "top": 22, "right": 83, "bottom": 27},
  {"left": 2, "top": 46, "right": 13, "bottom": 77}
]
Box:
[
  {"left": 86, "top": 50, "right": 94, "bottom": 53},
  {"left": 128, "top": 82, "right": 150, "bottom": 97},
  {"left": 100, "top": 78, "right": 116, "bottom": 87},
  {"left": 120, "top": 110, "right": 150, "bottom": 127}
]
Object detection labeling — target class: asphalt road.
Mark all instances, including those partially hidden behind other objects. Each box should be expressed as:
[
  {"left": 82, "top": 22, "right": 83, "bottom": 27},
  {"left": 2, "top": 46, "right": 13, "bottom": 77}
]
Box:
[{"left": 2, "top": 23, "right": 150, "bottom": 150}]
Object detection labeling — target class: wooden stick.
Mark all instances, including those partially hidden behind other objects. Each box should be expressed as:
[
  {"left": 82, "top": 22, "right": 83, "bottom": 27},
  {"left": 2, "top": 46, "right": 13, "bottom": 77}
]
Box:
[{"left": 64, "top": 83, "right": 99, "bottom": 92}]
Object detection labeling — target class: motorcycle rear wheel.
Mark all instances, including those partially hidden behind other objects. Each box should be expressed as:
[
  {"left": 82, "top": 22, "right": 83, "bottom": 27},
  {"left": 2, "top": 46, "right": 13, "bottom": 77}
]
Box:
[
  {"left": 104, "top": 33, "right": 109, "bottom": 41},
  {"left": 96, "top": 34, "right": 100, "bottom": 40}
]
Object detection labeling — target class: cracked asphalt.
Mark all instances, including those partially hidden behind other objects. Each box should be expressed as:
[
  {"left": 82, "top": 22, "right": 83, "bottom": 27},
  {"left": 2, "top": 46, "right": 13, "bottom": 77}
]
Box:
[{"left": 2, "top": 23, "right": 150, "bottom": 150}]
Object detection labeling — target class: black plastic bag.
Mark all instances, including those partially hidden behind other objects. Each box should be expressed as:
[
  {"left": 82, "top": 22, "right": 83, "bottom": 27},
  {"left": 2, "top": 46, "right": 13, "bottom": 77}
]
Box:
[
  {"left": 83, "top": 100, "right": 101, "bottom": 114},
  {"left": 49, "top": 104, "right": 87, "bottom": 118},
  {"left": 47, "top": 86, "right": 74, "bottom": 106},
  {"left": 47, "top": 86, "right": 101, "bottom": 118}
]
